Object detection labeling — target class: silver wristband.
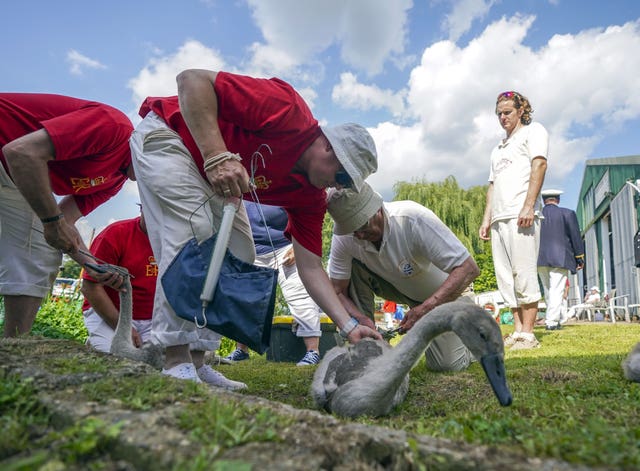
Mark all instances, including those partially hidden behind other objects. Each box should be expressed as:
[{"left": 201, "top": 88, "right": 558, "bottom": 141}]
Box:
[{"left": 339, "top": 317, "right": 359, "bottom": 339}]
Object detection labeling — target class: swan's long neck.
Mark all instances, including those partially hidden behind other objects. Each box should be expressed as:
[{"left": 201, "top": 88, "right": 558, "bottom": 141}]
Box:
[
  {"left": 113, "top": 276, "right": 134, "bottom": 349},
  {"left": 372, "top": 309, "right": 452, "bottom": 379}
]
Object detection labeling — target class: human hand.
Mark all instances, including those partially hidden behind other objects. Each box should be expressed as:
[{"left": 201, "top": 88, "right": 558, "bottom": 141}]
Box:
[
  {"left": 347, "top": 324, "right": 383, "bottom": 343},
  {"left": 399, "top": 306, "right": 426, "bottom": 332},
  {"left": 84, "top": 263, "right": 127, "bottom": 292},
  {"left": 282, "top": 247, "right": 295, "bottom": 266},
  {"left": 43, "top": 218, "right": 81, "bottom": 254},
  {"left": 351, "top": 312, "right": 376, "bottom": 330},
  {"left": 479, "top": 223, "right": 491, "bottom": 241},
  {"left": 131, "top": 328, "right": 142, "bottom": 348},
  {"left": 205, "top": 158, "right": 250, "bottom": 198},
  {"left": 517, "top": 206, "right": 534, "bottom": 228}
]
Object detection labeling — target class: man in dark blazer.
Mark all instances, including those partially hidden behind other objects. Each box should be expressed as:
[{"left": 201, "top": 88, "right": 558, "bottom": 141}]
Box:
[{"left": 537, "top": 189, "right": 585, "bottom": 330}]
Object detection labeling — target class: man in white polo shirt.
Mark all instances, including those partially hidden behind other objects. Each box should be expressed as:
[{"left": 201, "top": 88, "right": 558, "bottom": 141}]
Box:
[{"left": 326, "top": 183, "right": 480, "bottom": 372}]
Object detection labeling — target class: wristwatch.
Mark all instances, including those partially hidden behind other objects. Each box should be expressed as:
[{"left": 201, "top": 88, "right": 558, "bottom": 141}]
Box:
[{"left": 339, "top": 317, "right": 359, "bottom": 339}]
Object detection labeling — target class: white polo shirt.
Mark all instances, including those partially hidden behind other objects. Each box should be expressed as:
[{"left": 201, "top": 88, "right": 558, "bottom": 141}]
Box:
[
  {"left": 488, "top": 121, "right": 549, "bottom": 223},
  {"left": 328, "top": 201, "right": 471, "bottom": 302}
]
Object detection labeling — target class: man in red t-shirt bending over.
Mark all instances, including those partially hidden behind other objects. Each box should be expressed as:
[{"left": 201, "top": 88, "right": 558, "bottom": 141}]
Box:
[
  {"left": 0, "top": 93, "right": 134, "bottom": 337},
  {"left": 130, "top": 69, "right": 382, "bottom": 384}
]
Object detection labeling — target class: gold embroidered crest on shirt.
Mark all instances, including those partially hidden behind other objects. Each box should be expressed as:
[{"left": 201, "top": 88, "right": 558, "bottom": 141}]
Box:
[
  {"left": 71, "top": 176, "right": 107, "bottom": 192},
  {"left": 146, "top": 256, "right": 158, "bottom": 277},
  {"left": 253, "top": 175, "right": 271, "bottom": 190}
]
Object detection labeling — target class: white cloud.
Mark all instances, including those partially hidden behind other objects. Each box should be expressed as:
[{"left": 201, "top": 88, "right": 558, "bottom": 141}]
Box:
[
  {"left": 245, "top": 0, "right": 413, "bottom": 77},
  {"left": 295, "top": 86, "right": 318, "bottom": 112},
  {"left": 76, "top": 218, "right": 95, "bottom": 246},
  {"left": 127, "top": 40, "right": 226, "bottom": 106},
  {"left": 442, "top": 0, "right": 497, "bottom": 42},
  {"left": 124, "top": 12, "right": 640, "bottom": 207},
  {"left": 66, "top": 50, "right": 106, "bottom": 76},
  {"left": 331, "top": 73, "right": 406, "bottom": 117},
  {"left": 367, "top": 16, "right": 640, "bottom": 197}
]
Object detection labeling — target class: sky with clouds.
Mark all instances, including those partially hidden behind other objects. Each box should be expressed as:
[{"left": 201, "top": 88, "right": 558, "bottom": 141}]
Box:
[{"left": 2, "top": 0, "right": 640, "bottom": 243}]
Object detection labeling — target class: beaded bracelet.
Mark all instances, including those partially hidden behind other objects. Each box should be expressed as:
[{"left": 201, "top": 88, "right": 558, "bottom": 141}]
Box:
[{"left": 40, "top": 214, "right": 64, "bottom": 223}]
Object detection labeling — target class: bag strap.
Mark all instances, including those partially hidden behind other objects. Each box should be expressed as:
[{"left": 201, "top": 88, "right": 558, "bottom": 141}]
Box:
[{"left": 247, "top": 144, "right": 280, "bottom": 269}]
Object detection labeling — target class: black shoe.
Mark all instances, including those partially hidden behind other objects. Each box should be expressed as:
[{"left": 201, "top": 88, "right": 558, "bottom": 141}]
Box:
[{"left": 545, "top": 324, "right": 562, "bottom": 331}]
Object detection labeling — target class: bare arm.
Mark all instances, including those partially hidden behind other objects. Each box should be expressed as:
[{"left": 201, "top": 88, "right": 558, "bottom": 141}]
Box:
[
  {"left": 81, "top": 281, "right": 141, "bottom": 347},
  {"left": 4, "top": 129, "right": 126, "bottom": 290},
  {"left": 176, "top": 69, "right": 250, "bottom": 197},
  {"left": 292, "top": 237, "right": 381, "bottom": 342},
  {"left": 3, "top": 129, "right": 86, "bottom": 255},
  {"left": 518, "top": 157, "right": 547, "bottom": 228},
  {"left": 330, "top": 277, "right": 377, "bottom": 329},
  {"left": 399, "top": 256, "right": 480, "bottom": 332},
  {"left": 479, "top": 182, "right": 494, "bottom": 241}
]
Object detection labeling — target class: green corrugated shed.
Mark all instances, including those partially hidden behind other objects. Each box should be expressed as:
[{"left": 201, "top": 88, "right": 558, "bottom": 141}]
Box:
[{"left": 576, "top": 155, "right": 640, "bottom": 234}]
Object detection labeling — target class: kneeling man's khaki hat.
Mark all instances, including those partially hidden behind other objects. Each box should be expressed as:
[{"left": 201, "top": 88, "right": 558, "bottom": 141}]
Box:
[{"left": 326, "top": 182, "right": 383, "bottom": 235}]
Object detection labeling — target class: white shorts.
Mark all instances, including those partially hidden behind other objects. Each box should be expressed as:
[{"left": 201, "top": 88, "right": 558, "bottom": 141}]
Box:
[
  {"left": 491, "top": 218, "right": 541, "bottom": 307},
  {"left": 130, "top": 112, "right": 255, "bottom": 351},
  {"left": 83, "top": 307, "right": 153, "bottom": 353},
  {"left": 0, "top": 163, "right": 62, "bottom": 298}
]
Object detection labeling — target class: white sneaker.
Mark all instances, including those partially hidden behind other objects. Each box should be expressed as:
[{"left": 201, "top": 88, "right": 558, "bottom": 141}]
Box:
[
  {"left": 196, "top": 365, "right": 247, "bottom": 391},
  {"left": 162, "top": 363, "right": 202, "bottom": 382},
  {"left": 503, "top": 332, "right": 519, "bottom": 347},
  {"left": 510, "top": 336, "right": 541, "bottom": 350}
]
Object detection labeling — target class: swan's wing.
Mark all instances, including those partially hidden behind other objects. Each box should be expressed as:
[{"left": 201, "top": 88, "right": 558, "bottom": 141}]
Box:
[
  {"left": 332, "top": 340, "right": 388, "bottom": 385},
  {"left": 311, "top": 345, "right": 349, "bottom": 409}
]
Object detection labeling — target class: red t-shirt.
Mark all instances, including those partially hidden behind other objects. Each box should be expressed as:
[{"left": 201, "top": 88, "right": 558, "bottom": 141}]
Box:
[
  {"left": 0, "top": 93, "right": 133, "bottom": 215},
  {"left": 139, "top": 72, "right": 327, "bottom": 256},
  {"left": 82, "top": 217, "right": 157, "bottom": 320}
]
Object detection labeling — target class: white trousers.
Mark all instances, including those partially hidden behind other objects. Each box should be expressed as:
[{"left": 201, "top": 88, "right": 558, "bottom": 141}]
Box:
[
  {"left": 491, "top": 218, "right": 541, "bottom": 307},
  {"left": 130, "top": 112, "right": 254, "bottom": 350},
  {"left": 538, "top": 266, "right": 568, "bottom": 325},
  {"left": 255, "top": 245, "right": 321, "bottom": 337},
  {"left": 83, "top": 307, "right": 152, "bottom": 353}
]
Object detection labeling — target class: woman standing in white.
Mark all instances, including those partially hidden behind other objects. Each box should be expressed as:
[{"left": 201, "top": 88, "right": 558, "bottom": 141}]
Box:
[{"left": 479, "top": 91, "right": 548, "bottom": 350}]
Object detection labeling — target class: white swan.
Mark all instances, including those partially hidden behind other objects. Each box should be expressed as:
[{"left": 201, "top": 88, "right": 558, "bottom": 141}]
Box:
[
  {"left": 622, "top": 341, "right": 640, "bottom": 382},
  {"left": 311, "top": 300, "right": 512, "bottom": 418},
  {"left": 108, "top": 271, "right": 164, "bottom": 369}
]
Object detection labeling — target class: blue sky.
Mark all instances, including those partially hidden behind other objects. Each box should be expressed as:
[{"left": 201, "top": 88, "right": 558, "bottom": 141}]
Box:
[{"left": 2, "top": 0, "right": 639, "bottom": 242}]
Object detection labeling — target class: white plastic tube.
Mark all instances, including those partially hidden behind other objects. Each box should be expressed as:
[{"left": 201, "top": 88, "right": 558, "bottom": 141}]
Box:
[{"left": 200, "top": 200, "right": 238, "bottom": 306}]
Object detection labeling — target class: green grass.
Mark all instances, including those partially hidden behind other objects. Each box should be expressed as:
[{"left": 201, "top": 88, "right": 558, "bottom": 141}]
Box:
[
  {"left": 220, "top": 322, "right": 640, "bottom": 468},
  {"left": 2, "top": 296, "right": 640, "bottom": 468}
]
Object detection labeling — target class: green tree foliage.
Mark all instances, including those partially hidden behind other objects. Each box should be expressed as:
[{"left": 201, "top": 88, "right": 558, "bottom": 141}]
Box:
[
  {"left": 472, "top": 250, "right": 498, "bottom": 293},
  {"left": 392, "top": 176, "right": 497, "bottom": 292},
  {"left": 58, "top": 258, "right": 82, "bottom": 279},
  {"left": 321, "top": 212, "right": 334, "bottom": 266}
]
